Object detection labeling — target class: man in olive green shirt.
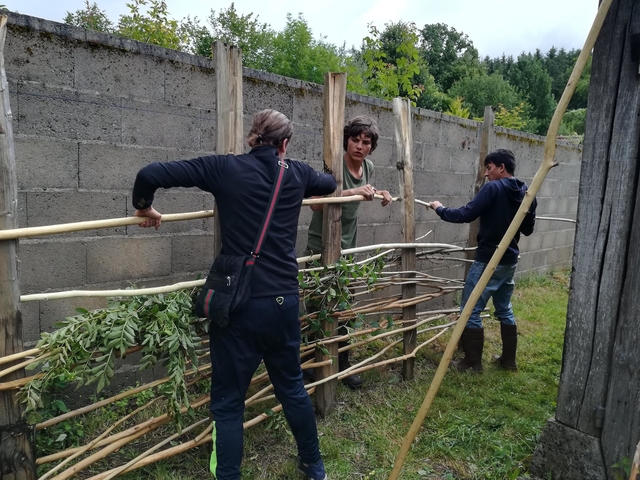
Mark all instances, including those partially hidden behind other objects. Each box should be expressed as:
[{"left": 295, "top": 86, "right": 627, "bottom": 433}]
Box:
[{"left": 305, "top": 116, "right": 392, "bottom": 388}]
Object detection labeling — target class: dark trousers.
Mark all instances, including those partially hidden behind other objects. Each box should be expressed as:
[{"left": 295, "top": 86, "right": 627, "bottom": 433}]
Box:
[{"left": 208, "top": 294, "right": 321, "bottom": 480}]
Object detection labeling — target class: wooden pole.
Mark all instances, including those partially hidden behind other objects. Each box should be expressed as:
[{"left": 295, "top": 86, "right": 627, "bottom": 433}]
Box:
[
  {"left": 465, "top": 105, "right": 494, "bottom": 276},
  {"left": 0, "top": 14, "right": 36, "bottom": 479},
  {"left": 315, "top": 72, "right": 346, "bottom": 417},
  {"left": 393, "top": 98, "right": 416, "bottom": 380},
  {"left": 213, "top": 40, "right": 243, "bottom": 256},
  {"left": 387, "top": 0, "right": 614, "bottom": 477}
]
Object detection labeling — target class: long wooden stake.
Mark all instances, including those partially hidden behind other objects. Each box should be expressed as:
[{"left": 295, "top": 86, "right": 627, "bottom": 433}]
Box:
[
  {"left": 213, "top": 40, "right": 243, "bottom": 257},
  {"left": 0, "top": 13, "right": 36, "bottom": 479},
  {"left": 394, "top": 97, "right": 417, "bottom": 381},
  {"left": 387, "top": 1, "right": 614, "bottom": 478},
  {"left": 315, "top": 72, "right": 346, "bottom": 418}
]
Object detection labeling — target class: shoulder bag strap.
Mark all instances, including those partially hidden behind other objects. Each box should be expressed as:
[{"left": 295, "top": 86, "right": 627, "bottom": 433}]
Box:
[{"left": 245, "top": 159, "right": 289, "bottom": 266}]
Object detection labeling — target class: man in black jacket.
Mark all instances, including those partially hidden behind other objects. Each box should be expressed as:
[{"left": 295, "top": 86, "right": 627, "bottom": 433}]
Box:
[
  {"left": 132, "top": 110, "right": 334, "bottom": 480},
  {"left": 429, "top": 149, "right": 537, "bottom": 372}
]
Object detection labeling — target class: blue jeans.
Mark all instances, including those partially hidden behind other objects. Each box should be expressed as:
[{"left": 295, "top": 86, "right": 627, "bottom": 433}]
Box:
[
  {"left": 208, "top": 294, "right": 321, "bottom": 480},
  {"left": 460, "top": 261, "right": 518, "bottom": 329}
]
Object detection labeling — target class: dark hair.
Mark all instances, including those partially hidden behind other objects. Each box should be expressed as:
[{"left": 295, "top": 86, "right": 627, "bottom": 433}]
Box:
[
  {"left": 484, "top": 149, "right": 516, "bottom": 174},
  {"left": 343, "top": 115, "right": 379, "bottom": 152},
  {"left": 247, "top": 109, "right": 293, "bottom": 148}
]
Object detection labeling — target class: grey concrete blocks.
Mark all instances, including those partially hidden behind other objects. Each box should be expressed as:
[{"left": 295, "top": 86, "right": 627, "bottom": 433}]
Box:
[
  {"left": 163, "top": 61, "right": 216, "bottom": 110},
  {"left": 199, "top": 107, "right": 217, "bottom": 153},
  {"left": 121, "top": 99, "right": 201, "bottom": 150},
  {"left": 17, "top": 191, "right": 27, "bottom": 229},
  {"left": 79, "top": 142, "right": 166, "bottom": 190},
  {"left": 422, "top": 144, "right": 451, "bottom": 172},
  {"left": 17, "top": 82, "right": 123, "bottom": 142},
  {"left": 86, "top": 236, "right": 171, "bottom": 284},
  {"left": 26, "top": 191, "right": 127, "bottom": 237},
  {"left": 292, "top": 89, "right": 323, "bottom": 131},
  {"left": 170, "top": 234, "right": 214, "bottom": 274},
  {"left": 16, "top": 136, "right": 79, "bottom": 189},
  {"left": 74, "top": 48, "right": 165, "bottom": 101},
  {"left": 131, "top": 191, "right": 208, "bottom": 235},
  {"left": 38, "top": 296, "right": 107, "bottom": 334},
  {"left": 19, "top": 240, "right": 87, "bottom": 292},
  {"left": 372, "top": 222, "right": 402, "bottom": 245},
  {"left": 287, "top": 129, "right": 320, "bottom": 165},
  {"left": 369, "top": 136, "right": 396, "bottom": 168},
  {"left": 19, "top": 301, "right": 40, "bottom": 344},
  {"left": 244, "top": 79, "right": 294, "bottom": 119},
  {"left": 358, "top": 200, "right": 393, "bottom": 225},
  {"left": 5, "top": 24, "right": 76, "bottom": 87}
]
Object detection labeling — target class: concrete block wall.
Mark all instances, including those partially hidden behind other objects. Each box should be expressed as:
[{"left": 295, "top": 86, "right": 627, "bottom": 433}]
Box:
[{"left": 4, "top": 12, "right": 580, "bottom": 344}]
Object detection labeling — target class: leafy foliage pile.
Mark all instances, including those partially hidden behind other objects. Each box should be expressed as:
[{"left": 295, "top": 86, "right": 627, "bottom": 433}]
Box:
[{"left": 19, "top": 290, "right": 205, "bottom": 426}]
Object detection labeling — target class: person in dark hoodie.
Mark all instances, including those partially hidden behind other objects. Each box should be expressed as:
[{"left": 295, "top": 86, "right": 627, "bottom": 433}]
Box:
[{"left": 428, "top": 149, "right": 536, "bottom": 372}]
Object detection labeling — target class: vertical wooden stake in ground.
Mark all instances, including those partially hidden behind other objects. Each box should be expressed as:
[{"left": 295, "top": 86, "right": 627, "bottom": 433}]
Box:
[
  {"left": 465, "top": 106, "right": 494, "bottom": 276},
  {"left": 393, "top": 98, "right": 416, "bottom": 380},
  {"left": 315, "top": 72, "right": 346, "bottom": 417},
  {"left": 213, "top": 41, "right": 243, "bottom": 255},
  {"left": 0, "top": 15, "right": 37, "bottom": 480}
]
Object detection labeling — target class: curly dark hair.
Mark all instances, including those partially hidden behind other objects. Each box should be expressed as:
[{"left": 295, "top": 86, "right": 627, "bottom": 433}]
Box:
[
  {"left": 484, "top": 149, "right": 516, "bottom": 174},
  {"left": 343, "top": 115, "right": 379, "bottom": 152}
]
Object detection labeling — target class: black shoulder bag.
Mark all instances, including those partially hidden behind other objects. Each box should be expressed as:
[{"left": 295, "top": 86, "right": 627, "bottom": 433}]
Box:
[{"left": 194, "top": 159, "right": 288, "bottom": 327}]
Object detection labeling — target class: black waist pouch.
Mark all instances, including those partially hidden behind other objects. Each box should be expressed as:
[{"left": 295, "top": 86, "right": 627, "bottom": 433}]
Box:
[{"left": 194, "top": 254, "right": 254, "bottom": 328}]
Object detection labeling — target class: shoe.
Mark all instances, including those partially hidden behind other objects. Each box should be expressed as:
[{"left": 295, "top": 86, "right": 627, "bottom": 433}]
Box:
[
  {"left": 297, "top": 456, "right": 327, "bottom": 480},
  {"left": 341, "top": 374, "right": 362, "bottom": 390},
  {"left": 493, "top": 323, "right": 518, "bottom": 371},
  {"left": 338, "top": 345, "right": 363, "bottom": 389},
  {"left": 450, "top": 327, "right": 484, "bottom": 372}
]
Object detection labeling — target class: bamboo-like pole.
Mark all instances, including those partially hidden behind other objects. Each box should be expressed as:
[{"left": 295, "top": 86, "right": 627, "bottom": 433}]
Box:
[
  {"left": 387, "top": 1, "right": 614, "bottom": 478},
  {"left": 630, "top": 439, "right": 640, "bottom": 480},
  {"left": 0, "top": 347, "right": 40, "bottom": 366},
  {"left": 536, "top": 216, "right": 577, "bottom": 223},
  {"left": 101, "top": 417, "right": 210, "bottom": 480},
  {"left": 0, "top": 196, "right": 399, "bottom": 242},
  {"left": 39, "top": 398, "right": 160, "bottom": 480}
]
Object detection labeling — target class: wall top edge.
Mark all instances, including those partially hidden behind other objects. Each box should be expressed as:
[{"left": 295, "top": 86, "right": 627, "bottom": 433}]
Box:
[{"left": 3, "top": 10, "right": 575, "bottom": 149}]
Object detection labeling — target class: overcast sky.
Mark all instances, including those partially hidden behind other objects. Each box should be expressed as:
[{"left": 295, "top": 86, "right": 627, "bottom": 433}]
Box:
[{"left": 10, "top": 0, "right": 598, "bottom": 58}]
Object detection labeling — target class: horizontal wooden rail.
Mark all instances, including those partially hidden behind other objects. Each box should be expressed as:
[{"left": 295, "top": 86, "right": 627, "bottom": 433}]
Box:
[
  {"left": 0, "top": 194, "right": 400, "bottom": 241},
  {"left": 20, "top": 242, "right": 467, "bottom": 302}
]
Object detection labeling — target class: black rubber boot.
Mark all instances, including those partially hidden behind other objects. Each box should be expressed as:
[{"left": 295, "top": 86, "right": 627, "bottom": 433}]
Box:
[
  {"left": 494, "top": 323, "right": 518, "bottom": 371},
  {"left": 338, "top": 343, "right": 362, "bottom": 389},
  {"left": 451, "top": 327, "right": 484, "bottom": 372}
]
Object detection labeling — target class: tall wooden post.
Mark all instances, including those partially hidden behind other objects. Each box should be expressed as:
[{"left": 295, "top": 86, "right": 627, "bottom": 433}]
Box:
[
  {"left": 213, "top": 41, "right": 243, "bottom": 255},
  {"left": 0, "top": 15, "right": 37, "bottom": 479},
  {"left": 393, "top": 98, "right": 416, "bottom": 380},
  {"left": 465, "top": 106, "right": 494, "bottom": 275},
  {"left": 315, "top": 72, "right": 346, "bottom": 417}
]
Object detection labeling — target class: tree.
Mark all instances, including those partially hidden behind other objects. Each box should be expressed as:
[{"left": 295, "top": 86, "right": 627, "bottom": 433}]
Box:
[
  {"left": 269, "top": 14, "right": 346, "bottom": 85},
  {"left": 64, "top": 0, "right": 114, "bottom": 32},
  {"left": 506, "top": 54, "right": 556, "bottom": 135},
  {"left": 419, "top": 23, "right": 483, "bottom": 92},
  {"left": 444, "top": 96, "right": 470, "bottom": 119},
  {"left": 352, "top": 22, "right": 424, "bottom": 104},
  {"left": 494, "top": 103, "right": 528, "bottom": 130},
  {"left": 448, "top": 73, "right": 523, "bottom": 119},
  {"left": 116, "top": 0, "right": 189, "bottom": 50},
  {"left": 191, "top": 3, "right": 275, "bottom": 70}
]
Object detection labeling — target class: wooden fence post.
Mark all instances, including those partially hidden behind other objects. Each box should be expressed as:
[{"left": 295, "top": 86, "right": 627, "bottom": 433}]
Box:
[
  {"left": 0, "top": 14, "right": 37, "bottom": 479},
  {"left": 315, "top": 72, "right": 346, "bottom": 417},
  {"left": 213, "top": 41, "right": 243, "bottom": 255},
  {"left": 393, "top": 98, "right": 416, "bottom": 380},
  {"left": 465, "top": 106, "right": 494, "bottom": 275}
]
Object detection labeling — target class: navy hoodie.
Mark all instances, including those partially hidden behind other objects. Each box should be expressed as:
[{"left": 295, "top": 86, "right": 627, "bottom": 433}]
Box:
[
  {"left": 132, "top": 145, "right": 337, "bottom": 296},
  {"left": 435, "top": 177, "right": 537, "bottom": 265}
]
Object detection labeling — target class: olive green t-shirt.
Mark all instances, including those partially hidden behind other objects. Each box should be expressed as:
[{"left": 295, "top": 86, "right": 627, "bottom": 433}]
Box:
[{"left": 306, "top": 158, "right": 375, "bottom": 253}]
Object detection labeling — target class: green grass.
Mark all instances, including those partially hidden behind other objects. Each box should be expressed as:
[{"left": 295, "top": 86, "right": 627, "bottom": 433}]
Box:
[{"left": 38, "top": 268, "right": 570, "bottom": 479}]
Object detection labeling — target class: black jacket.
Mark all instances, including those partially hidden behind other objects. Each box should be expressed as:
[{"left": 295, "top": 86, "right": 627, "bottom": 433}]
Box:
[
  {"left": 435, "top": 177, "right": 537, "bottom": 265},
  {"left": 132, "top": 145, "right": 337, "bottom": 296}
]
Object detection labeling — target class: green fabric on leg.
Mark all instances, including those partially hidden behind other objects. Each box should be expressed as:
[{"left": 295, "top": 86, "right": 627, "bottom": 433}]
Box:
[{"left": 210, "top": 420, "right": 217, "bottom": 476}]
